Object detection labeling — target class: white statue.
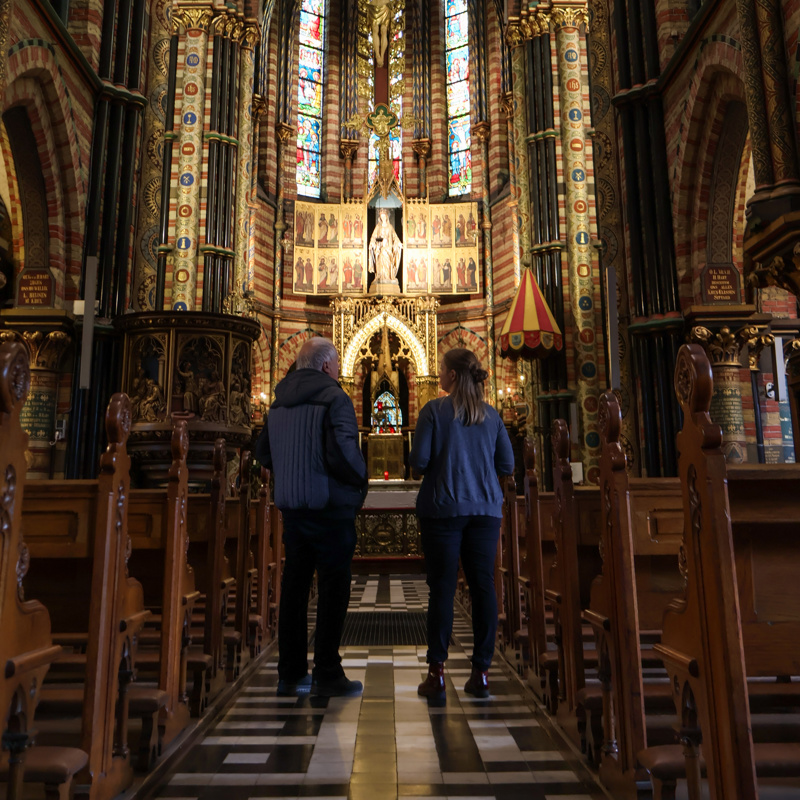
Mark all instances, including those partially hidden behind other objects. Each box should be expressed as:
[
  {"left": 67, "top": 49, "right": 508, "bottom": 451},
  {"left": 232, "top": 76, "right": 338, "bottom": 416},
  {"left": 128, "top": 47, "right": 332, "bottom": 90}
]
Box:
[
  {"left": 369, "top": 209, "right": 403, "bottom": 291},
  {"left": 367, "top": 0, "right": 392, "bottom": 68}
]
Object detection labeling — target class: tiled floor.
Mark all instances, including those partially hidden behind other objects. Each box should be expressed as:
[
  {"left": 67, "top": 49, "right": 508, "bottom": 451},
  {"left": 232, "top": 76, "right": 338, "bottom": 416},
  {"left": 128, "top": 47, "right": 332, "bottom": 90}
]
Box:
[{"left": 155, "top": 576, "right": 607, "bottom": 800}]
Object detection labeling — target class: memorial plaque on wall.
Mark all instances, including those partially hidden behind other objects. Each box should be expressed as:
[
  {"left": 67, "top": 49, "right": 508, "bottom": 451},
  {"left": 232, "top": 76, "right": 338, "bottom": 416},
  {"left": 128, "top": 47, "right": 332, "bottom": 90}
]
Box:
[
  {"left": 16, "top": 268, "right": 54, "bottom": 306},
  {"left": 701, "top": 263, "right": 742, "bottom": 304}
]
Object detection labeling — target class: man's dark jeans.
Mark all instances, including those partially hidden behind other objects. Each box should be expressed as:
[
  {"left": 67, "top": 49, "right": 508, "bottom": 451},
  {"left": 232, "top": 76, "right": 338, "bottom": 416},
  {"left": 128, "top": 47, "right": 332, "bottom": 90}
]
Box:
[
  {"left": 420, "top": 515, "right": 501, "bottom": 671},
  {"left": 278, "top": 512, "right": 357, "bottom": 683}
]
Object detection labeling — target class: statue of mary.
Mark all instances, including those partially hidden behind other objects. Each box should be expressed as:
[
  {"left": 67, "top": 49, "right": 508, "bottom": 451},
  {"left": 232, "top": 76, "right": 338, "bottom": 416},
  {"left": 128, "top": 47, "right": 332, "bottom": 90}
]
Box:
[{"left": 368, "top": 209, "right": 403, "bottom": 294}]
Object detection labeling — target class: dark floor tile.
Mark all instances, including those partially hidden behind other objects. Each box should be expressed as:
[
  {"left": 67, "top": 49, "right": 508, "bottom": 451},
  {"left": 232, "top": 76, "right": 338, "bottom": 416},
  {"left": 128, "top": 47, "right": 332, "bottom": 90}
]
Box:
[
  {"left": 264, "top": 743, "right": 316, "bottom": 772},
  {"left": 430, "top": 700, "right": 482, "bottom": 772},
  {"left": 507, "top": 725, "right": 561, "bottom": 751},
  {"left": 281, "top": 715, "right": 324, "bottom": 736},
  {"left": 174, "top": 745, "right": 236, "bottom": 772},
  {"left": 298, "top": 784, "right": 350, "bottom": 796}
]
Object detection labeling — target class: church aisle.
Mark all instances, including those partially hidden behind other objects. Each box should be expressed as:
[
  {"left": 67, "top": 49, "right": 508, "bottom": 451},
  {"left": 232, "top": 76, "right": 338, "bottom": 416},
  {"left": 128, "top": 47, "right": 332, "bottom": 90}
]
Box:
[{"left": 154, "top": 577, "right": 606, "bottom": 800}]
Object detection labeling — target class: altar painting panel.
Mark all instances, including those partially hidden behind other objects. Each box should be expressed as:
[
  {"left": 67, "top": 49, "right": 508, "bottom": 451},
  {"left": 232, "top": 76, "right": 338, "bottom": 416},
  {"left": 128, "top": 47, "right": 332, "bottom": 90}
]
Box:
[
  {"left": 295, "top": 202, "right": 316, "bottom": 248},
  {"left": 341, "top": 249, "right": 366, "bottom": 293},
  {"left": 406, "top": 203, "right": 429, "bottom": 249},
  {"left": 317, "top": 252, "right": 339, "bottom": 292},
  {"left": 318, "top": 206, "right": 339, "bottom": 247},
  {"left": 293, "top": 246, "right": 316, "bottom": 293},
  {"left": 431, "top": 248, "right": 454, "bottom": 292},
  {"left": 404, "top": 253, "right": 430, "bottom": 294}
]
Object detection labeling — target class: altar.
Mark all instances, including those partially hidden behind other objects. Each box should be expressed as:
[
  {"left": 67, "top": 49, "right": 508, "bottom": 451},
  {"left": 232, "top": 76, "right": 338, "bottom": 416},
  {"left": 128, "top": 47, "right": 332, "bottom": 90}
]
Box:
[
  {"left": 355, "top": 479, "right": 422, "bottom": 563},
  {"left": 366, "top": 433, "right": 405, "bottom": 479}
]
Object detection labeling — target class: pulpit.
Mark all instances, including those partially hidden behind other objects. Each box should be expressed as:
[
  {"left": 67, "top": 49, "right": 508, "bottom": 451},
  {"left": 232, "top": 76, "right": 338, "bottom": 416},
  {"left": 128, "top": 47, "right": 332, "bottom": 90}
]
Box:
[{"left": 367, "top": 433, "right": 405, "bottom": 479}]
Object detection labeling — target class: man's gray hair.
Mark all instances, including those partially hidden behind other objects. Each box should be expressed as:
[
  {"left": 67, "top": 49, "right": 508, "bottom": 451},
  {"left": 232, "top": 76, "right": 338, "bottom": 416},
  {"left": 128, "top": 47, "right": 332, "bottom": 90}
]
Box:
[{"left": 296, "top": 337, "right": 339, "bottom": 371}]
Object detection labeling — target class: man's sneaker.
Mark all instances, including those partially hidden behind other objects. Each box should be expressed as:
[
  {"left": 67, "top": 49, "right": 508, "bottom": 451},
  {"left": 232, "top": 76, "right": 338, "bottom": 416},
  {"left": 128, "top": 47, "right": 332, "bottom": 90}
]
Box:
[
  {"left": 310, "top": 676, "right": 363, "bottom": 697},
  {"left": 277, "top": 674, "right": 312, "bottom": 696}
]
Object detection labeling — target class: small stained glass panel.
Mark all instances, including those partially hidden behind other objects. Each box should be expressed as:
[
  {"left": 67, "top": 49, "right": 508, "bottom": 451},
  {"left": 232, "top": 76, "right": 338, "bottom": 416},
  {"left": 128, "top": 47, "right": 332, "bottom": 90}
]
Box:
[
  {"left": 446, "top": 46, "right": 469, "bottom": 83},
  {"left": 301, "top": 0, "right": 324, "bottom": 14},
  {"left": 449, "top": 116, "right": 471, "bottom": 152},
  {"left": 297, "top": 113, "right": 322, "bottom": 152},
  {"left": 445, "top": 0, "right": 468, "bottom": 16},
  {"left": 298, "top": 46, "right": 323, "bottom": 81},
  {"left": 446, "top": 11, "right": 468, "bottom": 49},
  {"left": 448, "top": 148, "right": 472, "bottom": 197},
  {"left": 297, "top": 150, "right": 321, "bottom": 196},
  {"left": 298, "top": 79, "right": 322, "bottom": 116},
  {"left": 299, "top": 9, "right": 325, "bottom": 47},
  {"left": 447, "top": 80, "right": 470, "bottom": 118}
]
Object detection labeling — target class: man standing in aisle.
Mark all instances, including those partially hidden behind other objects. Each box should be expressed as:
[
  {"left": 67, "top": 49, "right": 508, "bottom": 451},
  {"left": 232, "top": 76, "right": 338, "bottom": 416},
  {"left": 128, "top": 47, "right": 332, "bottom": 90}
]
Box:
[{"left": 256, "top": 337, "right": 367, "bottom": 697}]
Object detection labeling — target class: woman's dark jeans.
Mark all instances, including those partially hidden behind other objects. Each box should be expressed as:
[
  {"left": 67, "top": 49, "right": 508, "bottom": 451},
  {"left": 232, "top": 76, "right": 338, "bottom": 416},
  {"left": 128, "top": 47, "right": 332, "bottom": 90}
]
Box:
[{"left": 420, "top": 515, "right": 501, "bottom": 671}]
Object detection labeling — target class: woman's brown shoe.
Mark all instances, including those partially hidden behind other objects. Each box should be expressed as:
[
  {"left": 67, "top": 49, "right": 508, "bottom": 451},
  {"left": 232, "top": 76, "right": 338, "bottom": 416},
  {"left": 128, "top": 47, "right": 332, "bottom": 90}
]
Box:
[
  {"left": 464, "top": 667, "right": 489, "bottom": 698},
  {"left": 418, "top": 662, "right": 446, "bottom": 703}
]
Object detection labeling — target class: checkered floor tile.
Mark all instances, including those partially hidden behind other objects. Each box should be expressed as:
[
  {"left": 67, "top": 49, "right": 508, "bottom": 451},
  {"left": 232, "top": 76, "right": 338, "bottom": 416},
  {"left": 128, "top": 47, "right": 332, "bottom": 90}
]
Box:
[{"left": 152, "top": 576, "right": 607, "bottom": 800}]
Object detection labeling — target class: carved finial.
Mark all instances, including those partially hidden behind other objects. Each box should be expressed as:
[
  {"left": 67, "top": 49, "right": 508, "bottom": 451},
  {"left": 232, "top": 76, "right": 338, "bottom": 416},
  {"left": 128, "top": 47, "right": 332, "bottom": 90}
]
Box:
[
  {"left": 599, "top": 390, "right": 625, "bottom": 472},
  {"left": 0, "top": 341, "right": 31, "bottom": 414},
  {"left": 214, "top": 438, "right": 227, "bottom": 474},
  {"left": 523, "top": 437, "right": 537, "bottom": 471},
  {"left": 240, "top": 449, "right": 252, "bottom": 486},
  {"left": 551, "top": 418, "right": 571, "bottom": 477},
  {"left": 675, "top": 344, "right": 714, "bottom": 418},
  {"left": 106, "top": 393, "right": 132, "bottom": 447},
  {"left": 172, "top": 418, "right": 189, "bottom": 463}
]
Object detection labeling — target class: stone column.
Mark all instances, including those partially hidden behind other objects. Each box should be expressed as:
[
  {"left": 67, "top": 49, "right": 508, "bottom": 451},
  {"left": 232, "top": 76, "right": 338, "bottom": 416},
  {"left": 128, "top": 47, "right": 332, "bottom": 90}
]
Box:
[
  {"left": 587, "top": 0, "right": 640, "bottom": 474},
  {"left": 234, "top": 22, "right": 260, "bottom": 297},
  {"left": 412, "top": 139, "right": 431, "bottom": 198},
  {"left": 473, "top": 120, "right": 497, "bottom": 402},
  {"left": 509, "top": 30, "right": 531, "bottom": 288},
  {"left": 739, "top": 325, "right": 775, "bottom": 463},
  {"left": 171, "top": 7, "right": 215, "bottom": 311},
  {"left": 340, "top": 140, "right": 358, "bottom": 199},
  {"left": 501, "top": 91, "right": 521, "bottom": 289},
  {"left": 733, "top": 0, "right": 774, "bottom": 196},
  {"left": 0, "top": 319, "right": 71, "bottom": 478},
  {"left": 690, "top": 326, "right": 747, "bottom": 462},
  {"left": 270, "top": 122, "right": 293, "bottom": 401},
  {"left": 752, "top": 0, "right": 800, "bottom": 192},
  {"left": 552, "top": 6, "right": 600, "bottom": 481}
]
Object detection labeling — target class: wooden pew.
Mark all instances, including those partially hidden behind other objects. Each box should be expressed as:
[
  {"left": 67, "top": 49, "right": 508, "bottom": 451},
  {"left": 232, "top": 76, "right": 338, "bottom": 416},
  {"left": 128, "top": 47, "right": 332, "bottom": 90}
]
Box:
[
  {"left": 581, "top": 390, "right": 684, "bottom": 794},
  {"left": 21, "top": 392, "right": 150, "bottom": 800},
  {"left": 545, "top": 420, "right": 602, "bottom": 739},
  {"left": 186, "top": 440, "right": 234, "bottom": 710},
  {"left": 230, "top": 450, "right": 255, "bottom": 672},
  {"left": 639, "top": 344, "right": 800, "bottom": 799},
  {"left": 254, "top": 468, "right": 274, "bottom": 649},
  {"left": 0, "top": 341, "right": 88, "bottom": 800},
  {"left": 127, "top": 418, "right": 200, "bottom": 766},
  {"left": 498, "top": 476, "right": 530, "bottom": 672},
  {"left": 521, "top": 439, "right": 560, "bottom": 704}
]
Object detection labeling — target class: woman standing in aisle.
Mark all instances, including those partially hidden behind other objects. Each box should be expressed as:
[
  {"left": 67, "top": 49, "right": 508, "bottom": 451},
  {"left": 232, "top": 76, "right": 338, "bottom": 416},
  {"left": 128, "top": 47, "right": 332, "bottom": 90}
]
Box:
[{"left": 410, "top": 348, "right": 515, "bottom": 703}]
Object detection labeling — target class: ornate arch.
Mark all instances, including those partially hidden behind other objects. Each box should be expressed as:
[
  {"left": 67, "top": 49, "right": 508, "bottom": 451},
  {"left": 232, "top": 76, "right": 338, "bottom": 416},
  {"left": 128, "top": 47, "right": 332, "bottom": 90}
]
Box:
[
  {"left": 277, "top": 327, "right": 320, "bottom": 376},
  {"left": 342, "top": 311, "right": 429, "bottom": 378},
  {"left": 437, "top": 325, "right": 489, "bottom": 368}
]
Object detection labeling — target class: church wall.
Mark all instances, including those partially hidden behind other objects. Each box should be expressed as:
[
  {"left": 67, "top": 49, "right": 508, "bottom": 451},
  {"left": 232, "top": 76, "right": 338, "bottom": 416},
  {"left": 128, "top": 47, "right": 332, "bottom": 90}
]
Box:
[
  {"left": 5, "top": 2, "right": 98, "bottom": 304},
  {"left": 64, "top": 0, "right": 105, "bottom": 74},
  {"left": 485, "top": 3, "right": 508, "bottom": 199},
  {"left": 593, "top": 0, "right": 800, "bottom": 469}
]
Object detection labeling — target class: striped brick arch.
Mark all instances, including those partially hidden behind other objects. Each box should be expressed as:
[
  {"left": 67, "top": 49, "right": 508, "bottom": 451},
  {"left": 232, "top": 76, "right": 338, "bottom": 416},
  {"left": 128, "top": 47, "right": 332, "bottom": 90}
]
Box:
[
  {"left": 277, "top": 327, "right": 322, "bottom": 378},
  {"left": 437, "top": 325, "right": 490, "bottom": 373},
  {"left": 252, "top": 328, "right": 272, "bottom": 398},
  {"left": 4, "top": 41, "right": 87, "bottom": 301}
]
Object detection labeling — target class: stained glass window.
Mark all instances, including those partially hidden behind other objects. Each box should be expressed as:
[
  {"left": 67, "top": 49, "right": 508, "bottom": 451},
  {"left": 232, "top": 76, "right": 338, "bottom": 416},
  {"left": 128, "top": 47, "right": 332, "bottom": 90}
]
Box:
[
  {"left": 445, "top": 0, "right": 471, "bottom": 196},
  {"left": 297, "top": 0, "right": 326, "bottom": 197},
  {"left": 372, "top": 391, "right": 401, "bottom": 433}
]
